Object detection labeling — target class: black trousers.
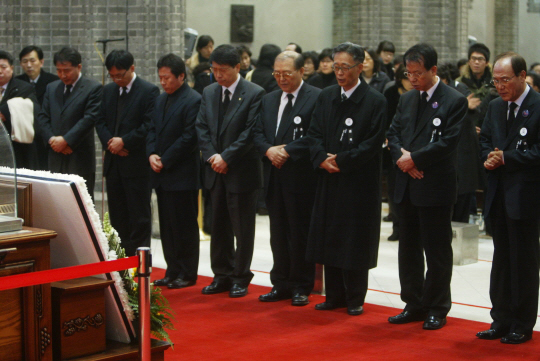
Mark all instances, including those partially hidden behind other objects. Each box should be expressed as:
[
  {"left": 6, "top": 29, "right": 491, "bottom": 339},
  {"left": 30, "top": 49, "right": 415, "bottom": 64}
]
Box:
[
  {"left": 398, "top": 188, "right": 453, "bottom": 317},
  {"left": 452, "top": 192, "right": 474, "bottom": 223},
  {"left": 155, "top": 188, "right": 200, "bottom": 281},
  {"left": 106, "top": 163, "right": 152, "bottom": 257},
  {"left": 265, "top": 174, "right": 315, "bottom": 295},
  {"left": 209, "top": 175, "right": 258, "bottom": 286},
  {"left": 489, "top": 185, "right": 539, "bottom": 334},
  {"left": 324, "top": 266, "right": 369, "bottom": 308}
]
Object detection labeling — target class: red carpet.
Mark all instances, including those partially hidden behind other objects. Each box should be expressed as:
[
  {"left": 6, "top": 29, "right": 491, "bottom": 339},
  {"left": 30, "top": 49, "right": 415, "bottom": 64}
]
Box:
[{"left": 151, "top": 269, "right": 539, "bottom": 360}]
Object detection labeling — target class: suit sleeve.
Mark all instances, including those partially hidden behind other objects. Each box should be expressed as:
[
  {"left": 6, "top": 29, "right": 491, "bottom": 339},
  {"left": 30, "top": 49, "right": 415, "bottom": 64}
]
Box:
[
  {"left": 195, "top": 89, "right": 219, "bottom": 161},
  {"left": 252, "top": 96, "right": 274, "bottom": 157},
  {"left": 478, "top": 103, "right": 495, "bottom": 163},
  {"left": 410, "top": 95, "right": 467, "bottom": 170},
  {"left": 95, "top": 87, "right": 113, "bottom": 148},
  {"left": 386, "top": 95, "right": 406, "bottom": 164},
  {"left": 63, "top": 83, "right": 103, "bottom": 148},
  {"left": 160, "top": 95, "right": 201, "bottom": 170},
  {"left": 306, "top": 93, "right": 328, "bottom": 169},
  {"left": 123, "top": 85, "right": 159, "bottom": 150},
  {"left": 335, "top": 95, "right": 387, "bottom": 173},
  {"left": 220, "top": 87, "right": 265, "bottom": 165},
  {"left": 37, "top": 84, "right": 55, "bottom": 141}
]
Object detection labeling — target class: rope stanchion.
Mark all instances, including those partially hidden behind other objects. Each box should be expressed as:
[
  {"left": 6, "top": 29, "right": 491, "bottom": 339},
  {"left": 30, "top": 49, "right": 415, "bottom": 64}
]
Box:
[
  {"left": 137, "top": 247, "right": 152, "bottom": 361},
  {"left": 0, "top": 256, "right": 138, "bottom": 292}
]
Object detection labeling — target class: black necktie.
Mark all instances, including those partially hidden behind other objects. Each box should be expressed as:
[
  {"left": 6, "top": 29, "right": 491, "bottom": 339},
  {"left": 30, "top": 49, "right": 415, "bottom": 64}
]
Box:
[
  {"left": 418, "top": 91, "right": 428, "bottom": 117},
  {"left": 120, "top": 86, "right": 128, "bottom": 98},
  {"left": 507, "top": 102, "right": 518, "bottom": 136},
  {"left": 281, "top": 93, "right": 294, "bottom": 122},
  {"left": 341, "top": 93, "right": 347, "bottom": 102},
  {"left": 63, "top": 84, "right": 72, "bottom": 103},
  {"left": 223, "top": 89, "right": 231, "bottom": 114}
]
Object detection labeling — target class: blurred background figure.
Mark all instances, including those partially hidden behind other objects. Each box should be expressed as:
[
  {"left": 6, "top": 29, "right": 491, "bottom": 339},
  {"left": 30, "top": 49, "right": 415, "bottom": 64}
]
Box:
[
  {"left": 237, "top": 45, "right": 253, "bottom": 78},
  {"left": 309, "top": 48, "right": 336, "bottom": 89},
  {"left": 250, "top": 43, "right": 281, "bottom": 93},
  {"left": 526, "top": 71, "right": 540, "bottom": 92},
  {"left": 302, "top": 51, "right": 321, "bottom": 86},
  {"left": 376, "top": 40, "right": 396, "bottom": 80},
  {"left": 285, "top": 42, "right": 302, "bottom": 54},
  {"left": 362, "top": 48, "right": 390, "bottom": 93}
]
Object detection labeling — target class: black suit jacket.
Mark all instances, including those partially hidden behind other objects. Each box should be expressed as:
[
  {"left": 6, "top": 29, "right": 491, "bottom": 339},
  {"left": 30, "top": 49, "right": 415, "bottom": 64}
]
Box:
[
  {"left": 146, "top": 82, "right": 201, "bottom": 191},
  {"left": 480, "top": 87, "right": 540, "bottom": 220},
  {"left": 196, "top": 76, "right": 265, "bottom": 193},
  {"left": 16, "top": 70, "right": 59, "bottom": 105},
  {"left": 38, "top": 76, "right": 102, "bottom": 175},
  {"left": 96, "top": 76, "right": 159, "bottom": 178},
  {"left": 253, "top": 83, "right": 321, "bottom": 196},
  {"left": 387, "top": 81, "right": 468, "bottom": 207}
]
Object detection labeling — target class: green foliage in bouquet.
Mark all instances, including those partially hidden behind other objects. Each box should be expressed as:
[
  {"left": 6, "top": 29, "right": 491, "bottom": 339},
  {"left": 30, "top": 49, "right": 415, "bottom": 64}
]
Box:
[{"left": 103, "top": 213, "right": 175, "bottom": 346}]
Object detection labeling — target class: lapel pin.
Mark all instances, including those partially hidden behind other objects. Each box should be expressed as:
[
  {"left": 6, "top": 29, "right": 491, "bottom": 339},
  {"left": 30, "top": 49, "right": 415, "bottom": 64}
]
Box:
[
  {"left": 294, "top": 116, "right": 301, "bottom": 124},
  {"left": 433, "top": 118, "right": 441, "bottom": 127},
  {"left": 239, "top": 98, "right": 242, "bottom": 101},
  {"left": 520, "top": 127, "right": 528, "bottom": 136},
  {"left": 432, "top": 102, "right": 439, "bottom": 109},
  {"left": 522, "top": 109, "right": 529, "bottom": 117},
  {"left": 345, "top": 118, "right": 353, "bottom": 126}
]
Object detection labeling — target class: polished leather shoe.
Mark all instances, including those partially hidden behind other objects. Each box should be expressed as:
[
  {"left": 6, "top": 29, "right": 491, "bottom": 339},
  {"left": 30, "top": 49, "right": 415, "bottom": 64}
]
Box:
[
  {"left": 423, "top": 316, "right": 447, "bottom": 330},
  {"left": 291, "top": 293, "right": 309, "bottom": 306},
  {"left": 153, "top": 277, "right": 173, "bottom": 287},
  {"left": 229, "top": 284, "right": 248, "bottom": 298},
  {"left": 314, "top": 302, "right": 347, "bottom": 311},
  {"left": 259, "top": 289, "right": 291, "bottom": 302},
  {"left": 388, "top": 310, "right": 426, "bottom": 324},
  {"left": 347, "top": 305, "right": 364, "bottom": 316},
  {"left": 387, "top": 232, "right": 399, "bottom": 241},
  {"left": 201, "top": 281, "right": 230, "bottom": 295},
  {"left": 167, "top": 278, "right": 196, "bottom": 289},
  {"left": 476, "top": 328, "right": 508, "bottom": 340},
  {"left": 501, "top": 332, "right": 532, "bottom": 344},
  {"left": 382, "top": 215, "right": 393, "bottom": 222}
]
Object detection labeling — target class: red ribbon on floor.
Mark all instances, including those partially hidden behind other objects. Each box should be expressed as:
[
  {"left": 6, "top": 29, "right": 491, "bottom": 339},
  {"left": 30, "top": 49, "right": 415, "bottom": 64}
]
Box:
[{"left": 0, "top": 256, "right": 139, "bottom": 292}]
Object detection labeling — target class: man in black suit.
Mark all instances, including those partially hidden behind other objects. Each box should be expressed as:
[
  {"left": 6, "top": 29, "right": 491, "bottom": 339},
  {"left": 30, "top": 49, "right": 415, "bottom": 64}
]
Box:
[
  {"left": 196, "top": 44, "right": 265, "bottom": 298},
  {"left": 0, "top": 50, "right": 39, "bottom": 169},
  {"left": 253, "top": 51, "right": 320, "bottom": 306},
  {"left": 95, "top": 50, "right": 159, "bottom": 258},
  {"left": 387, "top": 43, "right": 467, "bottom": 330},
  {"left": 306, "top": 43, "right": 387, "bottom": 316},
  {"left": 477, "top": 52, "right": 540, "bottom": 344},
  {"left": 146, "top": 53, "right": 201, "bottom": 289},
  {"left": 38, "top": 47, "right": 102, "bottom": 200},
  {"left": 16, "top": 45, "right": 59, "bottom": 170}
]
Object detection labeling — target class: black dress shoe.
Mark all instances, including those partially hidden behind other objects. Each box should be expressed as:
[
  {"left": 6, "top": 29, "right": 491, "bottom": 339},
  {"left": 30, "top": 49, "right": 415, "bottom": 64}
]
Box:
[
  {"left": 201, "top": 281, "right": 230, "bottom": 295},
  {"left": 154, "top": 277, "right": 173, "bottom": 287},
  {"left": 476, "top": 328, "right": 508, "bottom": 340},
  {"left": 229, "top": 284, "right": 248, "bottom": 298},
  {"left": 387, "top": 232, "right": 399, "bottom": 241},
  {"left": 347, "top": 305, "right": 364, "bottom": 316},
  {"left": 167, "top": 278, "right": 196, "bottom": 289},
  {"left": 382, "top": 215, "right": 393, "bottom": 222},
  {"left": 501, "top": 332, "right": 532, "bottom": 344},
  {"left": 388, "top": 310, "right": 426, "bottom": 324},
  {"left": 423, "top": 316, "right": 447, "bottom": 330},
  {"left": 259, "top": 289, "right": 291, "bottom": 302},
  {"left": 291, "top": 293, "right": 309, "bottom": 306},
  {"left": 314, "top": 302, "right": 347, "bottom": 311}
]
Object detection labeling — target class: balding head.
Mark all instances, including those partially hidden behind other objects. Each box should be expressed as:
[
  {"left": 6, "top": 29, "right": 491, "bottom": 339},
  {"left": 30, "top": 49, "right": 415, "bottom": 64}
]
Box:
[{"left": 273, "top": 51, "right": 305, "bottom": 93}]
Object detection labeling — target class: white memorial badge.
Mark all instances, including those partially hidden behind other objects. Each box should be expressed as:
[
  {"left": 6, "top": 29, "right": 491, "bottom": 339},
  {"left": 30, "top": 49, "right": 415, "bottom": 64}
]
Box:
[
  {"left": 345, "top": 118, "right": 353, "bottom": 127},
  {"left": 294, "top": 116, "right": 302, "bottom": 124},
  {"left": 520, "top": 127, "right": 528, "bottom": 137},
  {"left": 433, "top": 118, "right": 441, "bottom": 127}
]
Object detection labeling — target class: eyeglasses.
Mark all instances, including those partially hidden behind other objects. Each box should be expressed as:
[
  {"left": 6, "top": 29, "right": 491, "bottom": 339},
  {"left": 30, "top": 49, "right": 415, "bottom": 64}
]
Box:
[
  {"left": 404, "top": 71, "right": 427, "bottom": 79},
  {"left": 272, "top": 71, "right": 296, "bottom": 79},
  {"left": 332, "top": 63, "right": 360, "bottom": 73},
  {"left": 470, "top": 56, "right": 486, "bottom": 63},
  {"left": 210, "top": 66, "right": 232, "bottom": 74},
  {"left": 107, "top": 70, "right": 128, "bottom": 80},
  {"left": 491, "top": 76, "right": 516, "bottom": 86}
]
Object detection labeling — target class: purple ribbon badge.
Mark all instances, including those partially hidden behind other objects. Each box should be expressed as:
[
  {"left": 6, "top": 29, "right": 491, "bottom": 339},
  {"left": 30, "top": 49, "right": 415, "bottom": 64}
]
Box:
[
  {"left": 522, "top": 109, "right": 529, "bottom": 117},
  {"left": 432, "top": 102, "right": 439, "bottom": 109}
]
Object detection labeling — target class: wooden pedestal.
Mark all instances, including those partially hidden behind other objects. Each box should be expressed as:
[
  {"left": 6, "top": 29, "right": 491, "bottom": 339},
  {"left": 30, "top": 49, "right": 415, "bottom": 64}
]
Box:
[
  {"left": 0, "top": 227, "right": 56, "bottom": 361},
  {"left": 52, "top": 277, "right": 114, "bottom": 360}
]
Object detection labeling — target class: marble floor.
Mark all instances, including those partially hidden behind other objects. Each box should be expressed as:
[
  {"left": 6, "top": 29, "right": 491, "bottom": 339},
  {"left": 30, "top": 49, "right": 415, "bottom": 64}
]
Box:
[{"left": 150, "top": 204, "right": 540, "bottom": 332}]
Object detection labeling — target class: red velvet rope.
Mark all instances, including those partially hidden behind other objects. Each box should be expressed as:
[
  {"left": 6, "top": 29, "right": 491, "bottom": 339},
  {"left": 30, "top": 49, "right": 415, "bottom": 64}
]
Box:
[{"left": 0, "top": 256, "right": 139, "bottom": 291}]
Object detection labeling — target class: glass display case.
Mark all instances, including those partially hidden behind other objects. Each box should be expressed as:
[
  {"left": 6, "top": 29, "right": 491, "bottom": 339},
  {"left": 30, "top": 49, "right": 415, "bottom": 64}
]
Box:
[{"left": 0, "top": 121, "right": 23, "bottom": 232}]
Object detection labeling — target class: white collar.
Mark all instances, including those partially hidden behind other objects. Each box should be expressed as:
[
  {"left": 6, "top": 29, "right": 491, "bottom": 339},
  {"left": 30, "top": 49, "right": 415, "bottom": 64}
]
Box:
[
  {"left": 281, "top": 80, "right": 304, "bottom": 101},
  {"left": 341, "top": 78, "right": 361, "bottom": 99},
  {"left": 419, "top": 76, "right": 440, "bottom": 101},
  {"left": 222, "top": 74, "right": 240, "bottom": 96},
  {"left": 510, "top": 84, "right": 530, "bottom": 108}
]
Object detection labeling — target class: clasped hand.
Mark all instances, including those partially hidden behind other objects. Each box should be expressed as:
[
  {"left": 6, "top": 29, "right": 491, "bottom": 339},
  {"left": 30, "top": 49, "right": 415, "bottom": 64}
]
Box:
[
  {"left": 266, "top": 144, "right": 290, "bottom": 169},
  {"left": 108, "top": 137, "right": 129, "bottom": 156},
  {"left": 320, "top": 153, "right": 340, "bottom": 173},
  {"left": 484, "top": 148, "right": 503, "bottom": 170},
  {"left": 209, "top": 154, "right": 228, "bottom": 174},
  {"left": 49, "top": 136, "right": 73, "bottom": 155},
  {"left": 397, "top": 148, "right": 423, "bottom": 179}
]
